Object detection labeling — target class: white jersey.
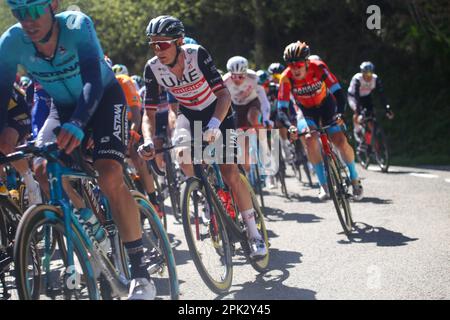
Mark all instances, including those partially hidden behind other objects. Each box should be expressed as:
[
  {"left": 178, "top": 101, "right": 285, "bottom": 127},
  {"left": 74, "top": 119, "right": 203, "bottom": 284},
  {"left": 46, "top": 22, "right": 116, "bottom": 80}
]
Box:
[
  {"left": 223, "top": 70, "right": 271, "bottom": 122},
  {"left": 348, "top": 73, "right": 378, "bottom": 97},
  {"left": 144, "top": 44, "right": 225, "bottom": 111}
]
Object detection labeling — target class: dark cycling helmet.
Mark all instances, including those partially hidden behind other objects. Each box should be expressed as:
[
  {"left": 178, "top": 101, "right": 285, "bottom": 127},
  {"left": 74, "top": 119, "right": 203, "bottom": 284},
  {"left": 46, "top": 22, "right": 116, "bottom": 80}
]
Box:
[
  {"left": 360, "top": 61, "right": 375, "bottom": 73},
  {"left": 6, "top": 0, "right": 51, "bottom": 9},
  {"left": 283, "top": 41, "right": 310, "bottom": 63},
  {"left": 267, "top": 62, "right": 285, "bottom": 75},
  {"left": 146, "top": 15, "right": 185, "bottom": 38},
  {"left": 183, "top": 36, "right": 198, "bottom": 45},
  {"left": 256, "top": 70, "right": 269, "bottom": 85},
  {"left": 131, "top": 75, "right": 144, "bottom": 88}
]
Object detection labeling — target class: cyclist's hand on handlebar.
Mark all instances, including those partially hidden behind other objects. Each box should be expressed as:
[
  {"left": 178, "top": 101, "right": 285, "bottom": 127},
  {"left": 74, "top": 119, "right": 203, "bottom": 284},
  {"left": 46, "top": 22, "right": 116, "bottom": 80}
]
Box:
[
  {"left": 264, "top": 120, "right": 274, "bottom": 129},
  {"left": 333, "top": 113, "right": 345, "bottom": 126},
  {"left": 386, "top": 109, "right": 395, "bottom": 120},
  {"left": 57, "top": 122, "right": 84, "bottom": 154},
  {"left": 203, "top": 128, "right": 222, "bottom": 144},
  {"left": 138, "top": 139, "right": 155, "bottom": 160},
  {"left": 288, "top": 125, "right": 299, "bottom": 141},
  {"left": 203, "top": 116, "right": 222, "bottom": 144}
]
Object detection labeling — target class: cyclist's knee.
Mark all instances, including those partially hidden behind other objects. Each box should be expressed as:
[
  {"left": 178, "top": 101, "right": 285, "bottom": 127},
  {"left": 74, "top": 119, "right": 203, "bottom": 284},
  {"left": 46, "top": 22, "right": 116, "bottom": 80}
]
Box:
[
  {"left": 95, "top": 160, "right": 125, "bottom": 194},
  {"left": 221, "top": 165, "right": 240, "bottom": 189}
]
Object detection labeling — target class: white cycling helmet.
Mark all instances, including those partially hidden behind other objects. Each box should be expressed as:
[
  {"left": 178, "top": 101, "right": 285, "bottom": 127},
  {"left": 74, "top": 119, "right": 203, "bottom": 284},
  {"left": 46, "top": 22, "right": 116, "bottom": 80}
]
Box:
[
  {"left": 112, "top": 64, "right": 129, "bottom": 76},
  {"left": 308, "top": 55, "right": 321, "bottom": 61},
  {"left": 226, "top": 56, "right": 248, "bottom": 74}
]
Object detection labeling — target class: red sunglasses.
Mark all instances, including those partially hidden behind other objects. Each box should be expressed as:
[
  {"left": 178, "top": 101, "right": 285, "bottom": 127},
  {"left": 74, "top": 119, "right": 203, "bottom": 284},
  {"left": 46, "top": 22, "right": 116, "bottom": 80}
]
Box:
[
  {"left": 148, "top": 39, "right": 178, "bottom": 51},
  {"left": 289, "top": 61, "right": 307, "bottom": 69}
]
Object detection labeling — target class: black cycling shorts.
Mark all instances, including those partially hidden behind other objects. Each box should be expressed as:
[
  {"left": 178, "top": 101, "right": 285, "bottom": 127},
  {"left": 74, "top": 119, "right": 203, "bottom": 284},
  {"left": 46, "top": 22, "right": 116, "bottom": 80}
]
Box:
[
  {"left": 55, "top": 80, "right": 128, "bottom": 164},
  {"left": 179, "top": 100, "right": 237, "bottom": 164}
]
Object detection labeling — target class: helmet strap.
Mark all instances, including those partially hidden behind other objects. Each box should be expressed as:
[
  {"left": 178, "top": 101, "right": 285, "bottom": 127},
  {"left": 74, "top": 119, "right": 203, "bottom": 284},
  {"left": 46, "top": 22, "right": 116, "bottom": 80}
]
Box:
[
  {"left": 38, "top": 5, "right": 56, "bottom": 44},
  {"left": 166, "top": 45, "right": 181, "bottom": 68}
]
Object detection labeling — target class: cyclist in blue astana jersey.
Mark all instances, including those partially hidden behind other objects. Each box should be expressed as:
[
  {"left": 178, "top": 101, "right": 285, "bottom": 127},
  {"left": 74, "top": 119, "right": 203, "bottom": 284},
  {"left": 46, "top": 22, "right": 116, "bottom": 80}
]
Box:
[{"left": 0, "top": 0, "right": 155, "bottom": 300}]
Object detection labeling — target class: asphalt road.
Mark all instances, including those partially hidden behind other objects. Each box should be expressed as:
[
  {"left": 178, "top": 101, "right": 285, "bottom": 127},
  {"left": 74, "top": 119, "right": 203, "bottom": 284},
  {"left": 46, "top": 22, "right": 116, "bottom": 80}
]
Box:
[
  {"left": 3, "top": 164, "right": 449, "bottom": 300},
  {"left": 168, "top": 164, "right": 450, "bottom": 300}
]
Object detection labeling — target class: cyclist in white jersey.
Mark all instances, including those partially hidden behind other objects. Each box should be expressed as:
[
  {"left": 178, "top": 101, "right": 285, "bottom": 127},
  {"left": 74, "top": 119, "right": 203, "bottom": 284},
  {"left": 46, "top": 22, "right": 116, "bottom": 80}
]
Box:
[
  {"left": 138, "top": 16, "right": 267, "bottom": 258},
  {"left": 348, "top": 61, "right": 394, "bottom": 140}
]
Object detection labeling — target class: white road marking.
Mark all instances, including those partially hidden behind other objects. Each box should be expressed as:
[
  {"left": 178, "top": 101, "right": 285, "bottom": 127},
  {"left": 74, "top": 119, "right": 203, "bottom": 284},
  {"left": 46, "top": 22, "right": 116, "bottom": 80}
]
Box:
[
  {"left": 409, "top": 173, "right": 439, "bottom": 179},
  {"left": 445, "top": 179, "right": 450, "bottom": 184}
]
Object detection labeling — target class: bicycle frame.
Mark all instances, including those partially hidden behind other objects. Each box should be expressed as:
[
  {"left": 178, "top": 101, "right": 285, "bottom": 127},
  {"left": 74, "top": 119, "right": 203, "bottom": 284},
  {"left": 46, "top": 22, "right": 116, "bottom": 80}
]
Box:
[
  {"left": 193, "top": 163, "right": 246, "bottom": 244},
  {"left": 43, "top": 151, "right": 129, "bottom": 298}
]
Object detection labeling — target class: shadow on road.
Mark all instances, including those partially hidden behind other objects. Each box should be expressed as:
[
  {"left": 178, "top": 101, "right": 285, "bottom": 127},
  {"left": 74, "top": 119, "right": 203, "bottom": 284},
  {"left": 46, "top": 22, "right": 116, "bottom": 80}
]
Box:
[
  {"left": 264, "top": 207, "right": 323, "bottom": 224},
  {"left": 168, "top": 234, "right": 193, "bottom": 266},
  {"left": 217, "top": 248, "right": 316, "bottom": 300},
  {"left": 339, "top": 222, "right": 418, "bottom": 247},
  {"left": 354, "top": 197, "right": 393, "bottom": 205}
]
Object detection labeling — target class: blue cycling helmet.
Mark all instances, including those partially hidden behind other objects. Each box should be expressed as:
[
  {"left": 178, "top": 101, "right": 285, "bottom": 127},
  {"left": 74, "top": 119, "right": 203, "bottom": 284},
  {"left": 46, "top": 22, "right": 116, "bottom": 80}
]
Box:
[
  {"left": 6, "top": 0, "right": 52, "bottom": 9},
  {"left": 183, "top": 36, "right": 198, "bottom": 45},
  {"left": 256, "top": 70, "right": 269, "bottom": 85},
  {"left": 360, "top": 61, "right": 375, "bottom": 73}
]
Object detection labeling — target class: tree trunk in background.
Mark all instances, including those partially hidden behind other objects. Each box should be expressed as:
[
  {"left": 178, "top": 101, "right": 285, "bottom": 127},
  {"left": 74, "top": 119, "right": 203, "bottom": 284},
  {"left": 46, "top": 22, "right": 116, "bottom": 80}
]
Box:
[{"left": 252, "top": 0, "right": 265, "bottom": 68}]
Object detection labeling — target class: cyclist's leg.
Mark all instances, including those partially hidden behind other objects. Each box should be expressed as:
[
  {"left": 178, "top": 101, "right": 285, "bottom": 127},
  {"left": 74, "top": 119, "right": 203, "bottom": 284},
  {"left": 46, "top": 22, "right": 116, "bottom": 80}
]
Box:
[
  {"left": 219, "top": 114, "right": 266, "bottom": 256},
  {"left": 325, "top": 102, "right": 363, "bottom": 199},
  {"left": 0, "top": 114, "right": 42, "bottom": 204},
  {"left": 89, "top": 82, "right": 154, "bottom": 298},
  {"left": 173, "top": 113, "right": 194, "bottom": 177},
  {"left": 298, "top": 108, "right": 328, "bottom": 198},
  {"left": 348, "top": 95, "right": 361, "bottom": 140},
  {"left": 33, "top": 113, "right": 60, "bottom": 198}
]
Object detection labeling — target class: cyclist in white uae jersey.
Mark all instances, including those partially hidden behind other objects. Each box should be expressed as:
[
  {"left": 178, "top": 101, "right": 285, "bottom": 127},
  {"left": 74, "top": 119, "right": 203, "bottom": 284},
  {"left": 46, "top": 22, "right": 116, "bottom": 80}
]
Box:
[
  {"left": 223, "top": 56, "right": 274, "bottom": 186},
  {"left": 138, "top": 15, "right": 267, "bottom": 258}
]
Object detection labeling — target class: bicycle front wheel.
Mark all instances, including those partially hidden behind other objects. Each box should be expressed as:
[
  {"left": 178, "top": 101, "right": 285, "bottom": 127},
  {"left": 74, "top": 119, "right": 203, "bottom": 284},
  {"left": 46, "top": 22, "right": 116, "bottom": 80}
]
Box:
[
  {"left": 374, "top": 126, "right": 390, "bottom": 172},
  {"left": 14, "top": 205, "right": 99, "bottom": 300},
  {"left": 325, "top": 155, "right": 354, "bottom": 236},
  {"left": 181, "top": 177, "right": 233, "bottom": 294}
]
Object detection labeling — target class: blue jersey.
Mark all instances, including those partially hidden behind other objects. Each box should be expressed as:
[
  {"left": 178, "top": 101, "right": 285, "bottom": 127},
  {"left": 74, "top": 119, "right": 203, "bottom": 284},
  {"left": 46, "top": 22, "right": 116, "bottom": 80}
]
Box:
[{"left": 0, "top": 11, "right": 115, "bottom": 131}]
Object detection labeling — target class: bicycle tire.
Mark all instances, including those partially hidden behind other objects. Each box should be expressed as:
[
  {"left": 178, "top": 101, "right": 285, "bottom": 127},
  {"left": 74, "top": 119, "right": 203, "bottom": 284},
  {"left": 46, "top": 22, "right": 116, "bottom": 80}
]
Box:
[
  {"left": 324, "top": 155, "right": 354, "bottom": 236},
  {"left": 374, "top": 126, "right": 390, "bottom": 173},
  {"left": 14, "top": 204, "right": 99, "bottom": 300},
  {"left": 181, "top": 177, "right": 233, "bottom": 294},
  {"left": 238, "top": 174, "right": 270, "bottom": 273},
  {"left": 133, "top": 191, "right": 179, "bottom": 300}
]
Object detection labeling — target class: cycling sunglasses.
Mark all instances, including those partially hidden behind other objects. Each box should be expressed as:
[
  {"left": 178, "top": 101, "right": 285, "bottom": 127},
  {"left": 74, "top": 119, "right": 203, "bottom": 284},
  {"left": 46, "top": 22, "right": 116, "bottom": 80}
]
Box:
[
  {"left": 11, "top": 3, "right": 50, "bottom": 21},
  {"left": 148, "top": 39, "right": 178, "bottom": 51},
  {"left": 231, "top": 74, "right": 246, "bottom": 80},
  {"left": 289, "top": 61, "right": 307, "bottom": 69}
]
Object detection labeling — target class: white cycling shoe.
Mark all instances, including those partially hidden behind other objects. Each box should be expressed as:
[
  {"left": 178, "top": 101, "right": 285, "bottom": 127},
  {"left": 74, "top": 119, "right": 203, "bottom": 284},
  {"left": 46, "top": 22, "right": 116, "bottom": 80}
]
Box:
[
  {"left": 127, "top": 278, "right": 156, "bottom": 300},
  {"left": 248, "top": 237, "right": 267, "bottom": 258},
  {"left": 318, "top": 185, "right": 330, "bottom": 201}
]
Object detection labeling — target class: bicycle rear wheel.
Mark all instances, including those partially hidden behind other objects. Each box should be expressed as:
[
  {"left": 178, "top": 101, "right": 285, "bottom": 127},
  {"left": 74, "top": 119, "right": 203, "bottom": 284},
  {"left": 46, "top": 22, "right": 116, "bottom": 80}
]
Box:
[
  {"left": 238, "top": 174, "right": 270, "bottom": 273},
  {"left": 325, "top": 155, "right": 354, "bottom": 236},
  {"left": 181, "top": 177, "right": 233, "bottom": 294},
  {"left": 133, "top": 191, "right": 179, "bottom": 300}
]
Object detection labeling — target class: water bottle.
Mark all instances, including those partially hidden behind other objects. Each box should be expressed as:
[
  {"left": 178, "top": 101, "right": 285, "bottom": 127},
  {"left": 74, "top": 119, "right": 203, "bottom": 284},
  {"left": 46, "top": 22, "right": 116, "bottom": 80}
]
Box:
[{"left": 76, "top": 208, "right": 108, "bottom": 249}]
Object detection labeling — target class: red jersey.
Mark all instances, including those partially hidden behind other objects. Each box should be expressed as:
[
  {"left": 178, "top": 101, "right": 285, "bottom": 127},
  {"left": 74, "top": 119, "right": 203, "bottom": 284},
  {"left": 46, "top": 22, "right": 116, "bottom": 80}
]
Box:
[{"left": 278, "top": 60, "right": 340, "bottom": 108}]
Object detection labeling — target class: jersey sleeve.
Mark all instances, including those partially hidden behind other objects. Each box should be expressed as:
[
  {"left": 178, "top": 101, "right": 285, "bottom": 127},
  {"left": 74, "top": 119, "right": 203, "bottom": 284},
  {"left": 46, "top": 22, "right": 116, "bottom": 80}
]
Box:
[
  {"left": 256, "top": 84, "right": 271, "bottom": 123},
  {"left": 277, "top": 73, "right": 292, "bottom": 109},
  {"left": 0, "top": 28, "right": 20, "bottom": 131},
  {"left": 69, "top": 13, "right": 105, "bottom": 127},
  {"left": 317, "top": 62, "right": 341, "bottom": 93},
  {"left": 143, "top": 61, "right": 161, "bottom": 110},
  {"left": 119, "top": 76, "right": 141, "bottom": 109},
  {"left": 197, "top": 46, "right": 225, "bottom": 93}
]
